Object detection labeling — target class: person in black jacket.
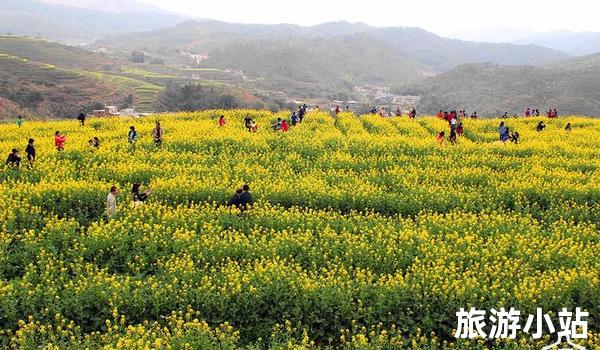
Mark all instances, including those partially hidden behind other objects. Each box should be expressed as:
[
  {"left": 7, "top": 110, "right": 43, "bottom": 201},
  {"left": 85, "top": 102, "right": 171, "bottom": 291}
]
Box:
[
  {"left": 25, "top": 138, "right": 35, "bottom": 167},
  {"left": 6, "top": 149, "right": 21, "bottom": 168},
  {"left": 227, "top": 189, "right": 243, "bottom": 210},
  {"left": 77, "top": 111, "right": 86, "bottom": 126},
  {"left": 536, "top": 121, "right": 546, "bottom": 132},
  {"left": 239, "top": 184, "right": 254, "bottom": 211},
  {"left": 244, "top": 114, "right": 253, "bottom": 131}
]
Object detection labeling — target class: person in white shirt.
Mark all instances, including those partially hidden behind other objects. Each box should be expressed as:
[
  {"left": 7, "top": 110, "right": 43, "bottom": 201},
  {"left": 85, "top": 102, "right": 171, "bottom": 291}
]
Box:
[{"left": 107, "top": 186, "right": 118, "bottom": 218}]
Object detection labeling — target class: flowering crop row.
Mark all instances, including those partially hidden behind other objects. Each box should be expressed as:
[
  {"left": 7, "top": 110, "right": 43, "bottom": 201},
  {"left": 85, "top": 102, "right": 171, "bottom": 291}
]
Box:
[{"left": 0, "top": 111, "right": 599, "bottom": 349}]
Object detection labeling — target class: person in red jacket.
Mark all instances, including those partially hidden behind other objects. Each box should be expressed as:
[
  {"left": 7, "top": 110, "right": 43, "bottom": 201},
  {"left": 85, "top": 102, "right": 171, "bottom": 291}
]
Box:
[
  {"left": 54, "top": 131, "right": 66, "bottom": 152},
  {"left": 281, "top": 119, "right": 289, "bottom": 132},
  {"left": 436, "top": 110, "right": 444, "bottom": 119},
  {"left": 436, "top": 131, "right": 445, "bottom": 145},
  {"left": 218, "top": 115, "right": 226, "bottom": 127}
]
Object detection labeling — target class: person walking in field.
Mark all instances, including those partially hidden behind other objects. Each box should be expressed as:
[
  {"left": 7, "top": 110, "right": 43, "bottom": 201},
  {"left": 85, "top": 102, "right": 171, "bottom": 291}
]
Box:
[
  {"left": 291, "top": 112, "right": 299, "bottom": 126},
  {"left": 16, "top": 115, "right": 24, "bottom": 128},
  {"left": 498, "top": 122, "right": 509, "bottom": 143},
  {"left": 107, "top": 186, "right": 119, "bottom": 218},
  {"left": 128, "top": 126, "right": 139, "bottom": 145},
  {"left": 471, "top": 111, "right": 478, "bottom": 119},
  {"left": 54, "top": 131, "right": 66, "bottom": 152},
  {"left": 244, "top": 114, "right": 253, "bottom": 131},
  {"left": 218, "top": 115, "right": 226, "bottom": 127},
  {"left": 449, "top": 129, "right": 457, "bottom": 144},
  {"left": 281, "top": 119, "right": 289, "bottom": 132},
  {"left": 536, "top": 121, "right": 546, "bottom": 132},
  {"left": 239, "top": 184, "right": 254, "bottom": 211},
  {"left": 250, "top": 120, "right": 258, "bottom": 133},
  {"left": 5, "top": 148, "right": 21, "bottom": 168},
  {"left": 510, "top": 130, "right": 520, "bottom": 144},
  {"left": 456, "top": 121, "right": 464, "bottom": 136},
  {"left": 525, "top": 108, "right": 531, "bottom": 117},
  {"left": 26, "top": 138, "right": 35, "bottom": 167},
  {"left": 77, "top": 110, "right": 86, "bottom": 127},
  {"left": 152, "top": 122, "right": 164, "bottom": 146},
  {"left": 565, "top": 123, "right": 572, "bottom": 132},
  {"left": 335, "top": 105, "right": 341, "bottom": 115},
  {"left": 298, "top": 107, "right": 305, "bottom": 123}
]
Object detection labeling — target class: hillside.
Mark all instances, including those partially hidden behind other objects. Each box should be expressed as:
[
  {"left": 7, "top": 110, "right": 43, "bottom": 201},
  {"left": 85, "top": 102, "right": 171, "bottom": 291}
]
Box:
[
  {"left": 0, "top": 54, "right": 135, "bottom": 118},
  {"left": 0, "top": 36, "right": 167, "bottom": 117},
  {"left": 0, "top": 36, "right": 283, "bottom": 117},
  {"left": 95, "top": 20, "right": 569, "bottom": 73},
  {"left": 0, "top": 0, "right": 187, "bottom": 44},
  {"left": 404, "top": 57, "right": 600, "bottom": 116},
  {"left": 199, "top": 34, "right": 431, "bottom": 99},
  {"left": 0, "top": 35, "right": 119, "bottom": 71},
  {"left": 91, "top": 20, "right": 571, "bottom": 102}
]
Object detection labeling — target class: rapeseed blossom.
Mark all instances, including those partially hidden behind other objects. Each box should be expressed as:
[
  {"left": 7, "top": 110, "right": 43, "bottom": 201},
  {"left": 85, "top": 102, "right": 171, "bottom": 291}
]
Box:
[{"left": 0, "top": 111, "right": 599, "bottom": 349}]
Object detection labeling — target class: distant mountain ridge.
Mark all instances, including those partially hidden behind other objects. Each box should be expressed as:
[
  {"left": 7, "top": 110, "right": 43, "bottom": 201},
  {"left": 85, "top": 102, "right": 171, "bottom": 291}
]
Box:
[
  {"left": 96, "top": 20, "right": 568, "bottom": 73},
  {"left": 444, "top": 27, "right": 600, "bottom": 56},
  {"left": 39, "top": 0, "right": 170, "bottom": 14},
  {"left": 515, "top": 31, "right": 600, "bottom": 56},
  {"left": 0, "top": 0, "right": 187, "bottom": 44}
]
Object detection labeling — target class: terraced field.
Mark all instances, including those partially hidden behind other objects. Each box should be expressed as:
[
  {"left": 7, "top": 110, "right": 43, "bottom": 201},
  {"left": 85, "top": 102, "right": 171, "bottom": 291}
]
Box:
[
  {"left": 0, "top": 54, "right": 134, "bottom": 118},
  {"left": 0, "top": 36, "right": 164, "bottom": 116}
]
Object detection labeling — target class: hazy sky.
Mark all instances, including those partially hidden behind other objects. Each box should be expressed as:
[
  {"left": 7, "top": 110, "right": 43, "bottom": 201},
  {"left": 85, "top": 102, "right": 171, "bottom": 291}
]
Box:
[{"left": 141, "top": 0, "right": 600, "bottom": 38}]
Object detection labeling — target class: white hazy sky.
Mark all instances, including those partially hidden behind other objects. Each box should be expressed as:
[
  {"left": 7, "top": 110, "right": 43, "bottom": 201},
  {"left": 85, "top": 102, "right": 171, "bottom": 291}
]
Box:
[{"left": 142, "top": 0, "right": 600, "bottom": 37}]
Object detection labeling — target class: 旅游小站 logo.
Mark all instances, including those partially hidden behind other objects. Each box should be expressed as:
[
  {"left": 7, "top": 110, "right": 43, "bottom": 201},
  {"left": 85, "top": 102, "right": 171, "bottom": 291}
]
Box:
[{"left": 455, "top": 307, "right": 589, "bottom": 349}]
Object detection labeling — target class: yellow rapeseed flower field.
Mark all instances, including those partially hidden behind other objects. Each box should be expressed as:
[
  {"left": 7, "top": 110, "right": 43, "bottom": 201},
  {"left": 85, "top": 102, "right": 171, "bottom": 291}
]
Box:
[{"left": 0, "top": 110, "right": 599, "bottom": 349}]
